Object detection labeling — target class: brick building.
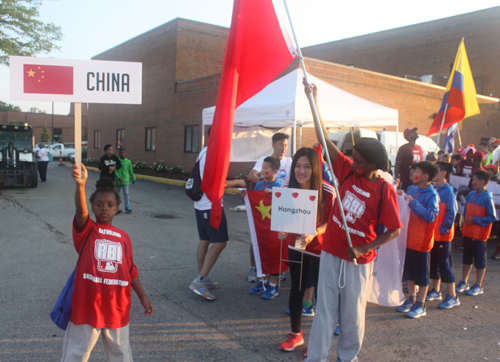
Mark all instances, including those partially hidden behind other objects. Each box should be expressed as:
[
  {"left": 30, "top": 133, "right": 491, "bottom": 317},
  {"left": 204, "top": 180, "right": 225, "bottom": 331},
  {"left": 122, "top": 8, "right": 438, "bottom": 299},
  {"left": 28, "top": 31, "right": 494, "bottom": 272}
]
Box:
[
  {"left": 302, "top": 6, "right": 500, "bottom": 98},
  {"left": 87, "top": 13, "right": 500, "bottom": 177},
  {"left": 0, "top": 104, "right": 88, "bottom": 145}
]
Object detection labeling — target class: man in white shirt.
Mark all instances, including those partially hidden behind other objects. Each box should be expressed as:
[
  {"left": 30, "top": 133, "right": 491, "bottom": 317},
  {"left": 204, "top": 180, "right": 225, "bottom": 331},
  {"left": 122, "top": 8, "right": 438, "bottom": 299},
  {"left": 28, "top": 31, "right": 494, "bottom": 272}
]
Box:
[
  {"left": 246, "top": 132, "right": 292, "bottom": 282},
  {"left": 189, "top": 128, "right": 246, "bottom": 301},
  {"left": 248, "top": 133, "right": 292, "bottom": 184}
]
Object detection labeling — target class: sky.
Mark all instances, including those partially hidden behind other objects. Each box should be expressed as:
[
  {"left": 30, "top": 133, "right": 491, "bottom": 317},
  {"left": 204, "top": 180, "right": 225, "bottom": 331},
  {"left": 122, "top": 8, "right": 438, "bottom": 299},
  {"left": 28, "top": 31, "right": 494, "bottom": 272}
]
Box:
[{"left": 1, "top": 0, "right": 499, "bottom": 115}]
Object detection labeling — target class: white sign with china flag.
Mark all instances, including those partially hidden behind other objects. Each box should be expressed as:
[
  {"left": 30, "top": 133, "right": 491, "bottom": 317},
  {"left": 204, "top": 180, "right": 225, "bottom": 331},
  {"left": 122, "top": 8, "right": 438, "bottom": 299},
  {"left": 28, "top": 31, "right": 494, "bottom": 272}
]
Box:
[{"left": 270, "top": 187, "right": 318, "bottom": 235}]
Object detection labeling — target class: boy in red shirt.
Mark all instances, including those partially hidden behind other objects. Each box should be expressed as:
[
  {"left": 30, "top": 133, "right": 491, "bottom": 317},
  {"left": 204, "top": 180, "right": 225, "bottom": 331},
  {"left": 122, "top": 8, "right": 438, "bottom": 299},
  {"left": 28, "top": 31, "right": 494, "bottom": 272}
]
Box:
[
  {"left": 62, "top": 165, "right": 154, "bottom": 361},
  {"left": 304, "top": 83, "right": 402, "bottom": 362}
]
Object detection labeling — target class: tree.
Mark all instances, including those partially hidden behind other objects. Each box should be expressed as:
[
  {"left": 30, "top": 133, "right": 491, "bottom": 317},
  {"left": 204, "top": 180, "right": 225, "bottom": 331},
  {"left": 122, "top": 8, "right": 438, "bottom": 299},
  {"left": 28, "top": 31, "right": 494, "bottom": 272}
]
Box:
[
  {"left": 0, "top": 0, "right": 63, "bottom": 65},
  {"left": 40, "top": 122, "right": 50, "bottom": 142},
  {"left": 0, "top": 100, "right": 22, "bottom": 112},
  {"left": 28, "top": 106, "right": 45, "bottom": 113}
]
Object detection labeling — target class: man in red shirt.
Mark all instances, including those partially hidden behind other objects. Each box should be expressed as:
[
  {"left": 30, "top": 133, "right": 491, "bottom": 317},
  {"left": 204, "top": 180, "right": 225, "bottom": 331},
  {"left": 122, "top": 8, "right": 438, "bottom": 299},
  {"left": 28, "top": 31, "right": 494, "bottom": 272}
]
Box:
[
  {"left": 304, "top": 83, "right": 403, "bottom": 362},
  {"left": 395, "top": 127, "right": 423, "bottom": 192}
]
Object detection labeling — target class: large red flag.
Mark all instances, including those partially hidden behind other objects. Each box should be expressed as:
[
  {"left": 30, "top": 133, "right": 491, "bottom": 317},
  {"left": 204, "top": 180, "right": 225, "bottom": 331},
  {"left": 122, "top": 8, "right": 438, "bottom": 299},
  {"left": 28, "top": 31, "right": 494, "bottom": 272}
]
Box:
[
  {"left": 245, "top": 191, "right": 288, "bottom": 275},
  {"left": 201, "top": 0, "right": 297, "bottom": 228}
]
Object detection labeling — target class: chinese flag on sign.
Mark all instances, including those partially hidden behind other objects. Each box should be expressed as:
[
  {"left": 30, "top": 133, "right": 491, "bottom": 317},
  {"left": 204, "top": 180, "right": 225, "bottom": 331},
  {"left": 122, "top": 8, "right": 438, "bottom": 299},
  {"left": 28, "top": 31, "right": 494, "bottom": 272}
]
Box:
[
  {"left": 245, "top": 191, "right": 288, "bottom": 276},
  {"left": 24, "top": 64, "right": 74, "bottom": 95},
  {"left": 201, "top": 0, "right": 297, "bottom": 228}
]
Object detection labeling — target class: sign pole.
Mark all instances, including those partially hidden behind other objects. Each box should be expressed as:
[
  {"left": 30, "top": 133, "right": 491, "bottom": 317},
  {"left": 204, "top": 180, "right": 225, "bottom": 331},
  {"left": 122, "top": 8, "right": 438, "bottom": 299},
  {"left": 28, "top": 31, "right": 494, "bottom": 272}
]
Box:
[{"left": 74, "top": 103, "right": 82, "bottom": 171}]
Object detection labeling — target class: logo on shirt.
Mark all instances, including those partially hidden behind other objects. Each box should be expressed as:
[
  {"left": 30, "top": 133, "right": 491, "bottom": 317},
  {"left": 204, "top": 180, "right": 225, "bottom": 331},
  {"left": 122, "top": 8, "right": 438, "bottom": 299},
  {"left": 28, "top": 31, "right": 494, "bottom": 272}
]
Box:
[
  {"left": 277, "top": 168, "right": 287, "bottom": 181},
  {"left": 343, "top": 191, "right": 366, "bottom": 223},
  {"left": 94, "top": 239, "right": 123, "bottom": 273},
  {"left": 104, "top": 160, "right": 116, "bottom": 166},
  {"left": 412, "top": 151, "right": 421, "bottom": 164}
]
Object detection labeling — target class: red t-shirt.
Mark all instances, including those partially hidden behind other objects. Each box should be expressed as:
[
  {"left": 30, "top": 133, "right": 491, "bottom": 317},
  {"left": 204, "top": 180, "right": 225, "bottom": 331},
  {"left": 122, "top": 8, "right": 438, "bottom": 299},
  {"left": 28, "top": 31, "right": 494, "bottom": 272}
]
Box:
[
  {"left": 322, "top": 152, "right": 403, "bottom": 264},
  {"left": 283, "top": 181, "right": 336, "bottom": 256},
  {"left": 70, "top": 218, "right": 139, "bottom": 329},
  {"left": 396, "top": 143, "right": 422, "bottom": 186},
  {"left": 460, "top": 159, "right": 474, "bottom": 178}
]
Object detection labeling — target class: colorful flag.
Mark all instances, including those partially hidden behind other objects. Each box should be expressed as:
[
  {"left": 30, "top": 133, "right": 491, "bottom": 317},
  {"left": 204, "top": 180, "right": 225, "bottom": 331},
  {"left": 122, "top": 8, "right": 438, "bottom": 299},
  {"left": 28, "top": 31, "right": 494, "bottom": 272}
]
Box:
[
  {"left": 201, "top": 0, "right": 297, "bottom": 228},
  {"left": 23, "top": 64, "right": 74, "bottom": 95},
  {"left": 443, "top": 123, "right": 458, "bottom": 154},
  {"left": 244, "top": 191, "right": 288, "bottom": 276},
  {"left": 427, "top": 38, "right": 479, "bottom": 137}
]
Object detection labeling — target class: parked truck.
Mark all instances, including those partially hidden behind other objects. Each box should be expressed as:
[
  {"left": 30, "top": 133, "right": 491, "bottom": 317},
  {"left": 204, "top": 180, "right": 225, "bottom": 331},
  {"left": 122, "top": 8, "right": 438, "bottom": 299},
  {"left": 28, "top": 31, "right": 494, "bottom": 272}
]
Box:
[
  {"left": 48, "top": 143, "right": 75, "bottom": 160},
  {"left": 0, "top": 124, "right": 38, "bottom": 188}
]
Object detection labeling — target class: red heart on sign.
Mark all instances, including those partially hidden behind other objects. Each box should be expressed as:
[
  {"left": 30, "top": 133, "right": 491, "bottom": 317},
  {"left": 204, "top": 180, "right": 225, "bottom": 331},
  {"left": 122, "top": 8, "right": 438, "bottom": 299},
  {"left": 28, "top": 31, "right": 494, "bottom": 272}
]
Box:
[
  {"left": 292, "top": 192, "right": 299, "bottom": 198},
  {"left": 309, "top": 196, "right": 316, "bottom": 201},
  {"left": 275, "top": 192, "right": 281, "bottom": 198}
]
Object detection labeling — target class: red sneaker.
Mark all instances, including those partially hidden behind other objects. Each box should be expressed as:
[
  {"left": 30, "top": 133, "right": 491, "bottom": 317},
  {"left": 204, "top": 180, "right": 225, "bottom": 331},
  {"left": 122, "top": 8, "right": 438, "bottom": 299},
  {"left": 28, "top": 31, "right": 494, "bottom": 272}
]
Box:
[{"left": 280, "top": 332, "right": 304, "bottom": 351}]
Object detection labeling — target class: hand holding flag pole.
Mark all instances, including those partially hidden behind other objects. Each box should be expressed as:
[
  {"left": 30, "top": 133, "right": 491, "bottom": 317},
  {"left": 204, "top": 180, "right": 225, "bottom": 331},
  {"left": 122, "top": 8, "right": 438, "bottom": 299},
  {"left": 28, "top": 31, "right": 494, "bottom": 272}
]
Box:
[{"left": 283, "top": 0, "right": 357, "bottom": 265}]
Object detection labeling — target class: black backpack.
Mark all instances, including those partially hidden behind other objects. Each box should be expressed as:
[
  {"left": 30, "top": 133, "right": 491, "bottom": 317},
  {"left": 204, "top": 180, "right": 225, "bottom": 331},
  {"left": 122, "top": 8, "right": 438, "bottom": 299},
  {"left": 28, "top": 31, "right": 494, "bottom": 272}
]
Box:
[{"left": 185, "top": 149, "right": 206, "bottom": 201}]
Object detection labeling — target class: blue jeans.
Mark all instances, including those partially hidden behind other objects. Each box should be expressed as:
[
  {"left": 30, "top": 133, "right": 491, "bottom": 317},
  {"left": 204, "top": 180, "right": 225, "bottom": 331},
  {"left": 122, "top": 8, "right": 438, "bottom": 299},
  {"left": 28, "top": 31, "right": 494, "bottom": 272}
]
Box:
[{"left": 116, "top": 184, "right": 130, "bottom": 210}]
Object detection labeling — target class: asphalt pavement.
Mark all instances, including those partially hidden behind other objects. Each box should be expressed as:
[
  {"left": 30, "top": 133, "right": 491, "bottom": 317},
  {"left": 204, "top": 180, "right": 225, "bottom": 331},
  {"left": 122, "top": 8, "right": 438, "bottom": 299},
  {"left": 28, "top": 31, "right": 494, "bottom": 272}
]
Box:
[{"left": 1, "top": 162, "right": 500, "bottom": 362}]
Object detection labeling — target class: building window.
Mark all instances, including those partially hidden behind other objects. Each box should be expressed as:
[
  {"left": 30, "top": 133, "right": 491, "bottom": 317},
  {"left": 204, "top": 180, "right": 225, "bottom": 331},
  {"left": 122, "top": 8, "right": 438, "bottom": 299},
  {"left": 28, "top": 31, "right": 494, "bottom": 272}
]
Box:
[
  {"left": 145, "top": 127, "right": 156, "bottom": 151},
  {"left": 116, "top": 129, "right": 125, "bottom": 150},
  {"left": 94, "top": 130, "right": 101, "bottom": 149},
  {"left": 184, "top": 125, "right": 199, "bottom": 153}
]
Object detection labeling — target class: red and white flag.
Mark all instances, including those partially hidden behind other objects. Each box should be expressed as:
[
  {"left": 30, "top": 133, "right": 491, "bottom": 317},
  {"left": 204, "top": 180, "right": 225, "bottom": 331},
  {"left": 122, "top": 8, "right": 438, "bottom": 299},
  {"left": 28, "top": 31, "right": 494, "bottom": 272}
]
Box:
[
  {"left": 244, "top": 191, "right": 288, "bottom": 276},
  {"left": 23, "top": 64, "right": 74, "bottom": 95},
  {"left": 201, "top": 0, "right": 297, "bottom": 228}
]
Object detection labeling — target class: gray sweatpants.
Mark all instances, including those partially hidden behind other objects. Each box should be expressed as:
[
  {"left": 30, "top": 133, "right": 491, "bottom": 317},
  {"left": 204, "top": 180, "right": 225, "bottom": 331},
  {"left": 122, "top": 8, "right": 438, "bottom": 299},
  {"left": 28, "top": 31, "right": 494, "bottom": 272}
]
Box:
[{"left": 306, "top": 251, "right": 374, "bottom": 362}]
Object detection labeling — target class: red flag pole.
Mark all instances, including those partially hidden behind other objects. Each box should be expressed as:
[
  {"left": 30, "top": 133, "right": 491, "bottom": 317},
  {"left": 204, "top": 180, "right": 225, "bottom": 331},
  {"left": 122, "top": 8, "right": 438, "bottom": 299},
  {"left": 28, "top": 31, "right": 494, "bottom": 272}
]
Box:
[{"left": 283, "top": 0, "right": 357, "bottom": 265}]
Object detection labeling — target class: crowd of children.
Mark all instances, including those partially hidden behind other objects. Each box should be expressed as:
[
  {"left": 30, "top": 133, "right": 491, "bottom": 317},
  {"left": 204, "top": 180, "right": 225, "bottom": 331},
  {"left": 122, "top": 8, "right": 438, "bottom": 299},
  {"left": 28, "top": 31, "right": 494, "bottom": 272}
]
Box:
[{"left": 395, "top": 138, "right": 498, "bottom": 320}]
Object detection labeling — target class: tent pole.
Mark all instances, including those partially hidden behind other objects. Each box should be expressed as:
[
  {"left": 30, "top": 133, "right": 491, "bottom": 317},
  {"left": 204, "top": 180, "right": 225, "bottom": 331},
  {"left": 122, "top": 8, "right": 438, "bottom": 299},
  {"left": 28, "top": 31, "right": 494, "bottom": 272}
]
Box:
[
  {"left": 283, "top": 0, "right": 357, "bottom": 265},
  {"left": 299, "top": 126, "right": 302, "bottom": 148},
  {"left": 293, "top": 119, "right": 297, "bottom": 155}
]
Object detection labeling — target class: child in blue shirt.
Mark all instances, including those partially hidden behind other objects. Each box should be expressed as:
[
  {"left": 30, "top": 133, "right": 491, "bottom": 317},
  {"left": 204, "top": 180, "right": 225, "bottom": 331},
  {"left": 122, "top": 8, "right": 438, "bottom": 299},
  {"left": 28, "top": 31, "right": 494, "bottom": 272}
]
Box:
[
  {"left": 396, "top": 161, "right": 439, "bottom": 319},
  {"left": 242, "top": 156, "right": 283, "bottom": 298},
  {"left": 456, "top": 170, "right": 496, "bottom": 296},
  {"left": 428, "top": 162, "right": 459, "bottom": 309},
  {"left": 254, "top": 156, "right": 283, "bottom": 191}
]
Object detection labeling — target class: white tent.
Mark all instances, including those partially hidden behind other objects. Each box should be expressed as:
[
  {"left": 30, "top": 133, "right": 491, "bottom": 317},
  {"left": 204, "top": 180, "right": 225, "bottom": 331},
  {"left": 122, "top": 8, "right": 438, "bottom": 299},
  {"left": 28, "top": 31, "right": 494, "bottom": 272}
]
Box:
[{"left": 202, "top": 68, "right": 399, "bottom": 161}]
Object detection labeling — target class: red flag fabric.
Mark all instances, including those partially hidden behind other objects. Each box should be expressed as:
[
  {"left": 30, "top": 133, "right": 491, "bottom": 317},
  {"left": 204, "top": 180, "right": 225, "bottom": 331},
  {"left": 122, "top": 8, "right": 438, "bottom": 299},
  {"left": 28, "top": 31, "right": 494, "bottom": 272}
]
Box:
[
  {"left": 246, "top": 191, "right": 288, "bottom": 275},
  {"left": 201, "top": 0, "right": 297, "bottom": 228},
  {"left": 23, "top": 64, "right": 74, "bottom": 95}
]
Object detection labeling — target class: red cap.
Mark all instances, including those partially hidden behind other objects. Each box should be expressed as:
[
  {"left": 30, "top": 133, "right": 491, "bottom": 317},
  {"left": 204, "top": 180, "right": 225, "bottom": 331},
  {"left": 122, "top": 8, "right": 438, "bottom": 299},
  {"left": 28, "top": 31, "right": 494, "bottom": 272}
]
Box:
[
  {"left": 456, "top": 146, "right": 464, "bottom": 154},
  {"left": 468, "top": 143, "right": 476, "bottom": 149},
  {"left": 403, "top": 127, "right": 418, "bottom": 139},
  {"left": 472, "top": 151, "right": 485, "bottom": 160},
  {"left": 484, "top": 164, "right": 497, "bottom": 172}
]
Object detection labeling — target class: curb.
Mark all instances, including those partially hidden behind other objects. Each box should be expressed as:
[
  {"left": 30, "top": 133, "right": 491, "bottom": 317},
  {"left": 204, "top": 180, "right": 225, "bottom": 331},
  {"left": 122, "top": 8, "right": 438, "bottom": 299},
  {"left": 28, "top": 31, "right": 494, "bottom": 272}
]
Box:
[{"left": 67, "top": 164, "right": 241, "bottom": 195}]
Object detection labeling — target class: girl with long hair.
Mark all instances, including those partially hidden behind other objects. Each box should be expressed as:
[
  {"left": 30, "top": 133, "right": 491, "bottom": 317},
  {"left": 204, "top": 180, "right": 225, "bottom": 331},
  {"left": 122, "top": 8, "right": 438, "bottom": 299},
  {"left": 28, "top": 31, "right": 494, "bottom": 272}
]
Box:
[{"left": 278, "top": 147, "right": 336, "bottom": 351}]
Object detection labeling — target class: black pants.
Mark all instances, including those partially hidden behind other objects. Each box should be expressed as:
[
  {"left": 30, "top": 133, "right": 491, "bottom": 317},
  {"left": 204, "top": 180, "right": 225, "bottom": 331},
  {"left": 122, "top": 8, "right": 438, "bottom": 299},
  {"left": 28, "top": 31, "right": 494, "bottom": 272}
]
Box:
[
  {"left": 288, "top": 248, "right": 320, "bottom": 333},
  {"left": 37, "top": 161, "right": 48, "bottom": 182}
]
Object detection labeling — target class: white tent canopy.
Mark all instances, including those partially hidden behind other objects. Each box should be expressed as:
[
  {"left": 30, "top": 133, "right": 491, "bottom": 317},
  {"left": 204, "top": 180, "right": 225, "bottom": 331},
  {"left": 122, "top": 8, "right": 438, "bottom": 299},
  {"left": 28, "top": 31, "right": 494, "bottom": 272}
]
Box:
[{"left": 202, "top": 68, "right": 398, "bottom": 128}]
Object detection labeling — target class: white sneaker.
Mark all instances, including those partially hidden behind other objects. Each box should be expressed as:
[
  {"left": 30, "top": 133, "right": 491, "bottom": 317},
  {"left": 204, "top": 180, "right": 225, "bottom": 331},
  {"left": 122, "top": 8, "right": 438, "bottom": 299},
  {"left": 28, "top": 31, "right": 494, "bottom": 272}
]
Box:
[{"left": 248, "top": 268, "right": 257, "bottom": 282}]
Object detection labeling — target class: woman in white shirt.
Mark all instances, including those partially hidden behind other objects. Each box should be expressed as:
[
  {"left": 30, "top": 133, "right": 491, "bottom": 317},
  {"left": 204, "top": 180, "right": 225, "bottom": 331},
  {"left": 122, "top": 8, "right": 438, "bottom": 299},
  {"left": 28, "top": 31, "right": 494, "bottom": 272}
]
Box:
[{"left": 36, "top": 143, "right": 50, "bottom": 182}]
